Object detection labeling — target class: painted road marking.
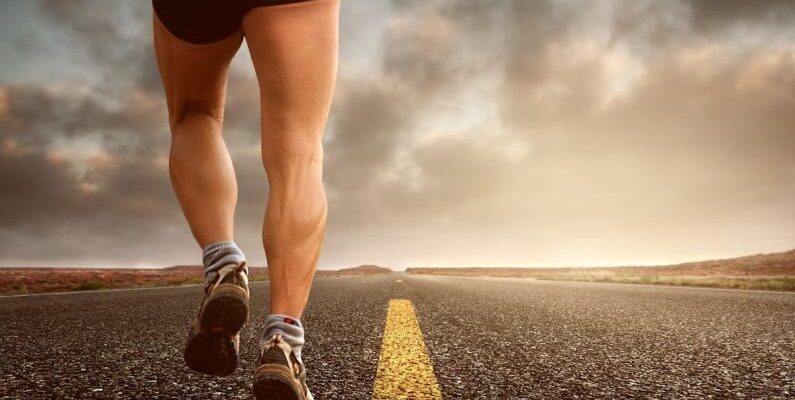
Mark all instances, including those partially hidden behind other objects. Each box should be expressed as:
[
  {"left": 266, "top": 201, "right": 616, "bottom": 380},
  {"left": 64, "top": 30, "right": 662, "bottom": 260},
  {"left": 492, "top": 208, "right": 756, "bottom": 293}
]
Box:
[{"left": 372, "top": 299, "right": 443, "bottom": 400}]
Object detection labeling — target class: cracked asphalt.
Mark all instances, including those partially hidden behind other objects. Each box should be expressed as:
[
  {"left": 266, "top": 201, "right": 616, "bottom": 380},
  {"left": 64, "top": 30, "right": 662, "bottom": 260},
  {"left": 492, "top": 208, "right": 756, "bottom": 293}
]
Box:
[{"left": 1, "top": 273, "right": 793, "bottom": 399}]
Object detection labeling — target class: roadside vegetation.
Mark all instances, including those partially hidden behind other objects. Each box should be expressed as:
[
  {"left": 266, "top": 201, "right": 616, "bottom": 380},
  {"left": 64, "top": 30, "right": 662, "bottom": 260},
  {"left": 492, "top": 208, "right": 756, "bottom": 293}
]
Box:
[
  {"left": 0, "top": 264, "right": 391, "bottom": 295},
  {"left": 407, "top": 249, "right": 795, "bottom": 291}
]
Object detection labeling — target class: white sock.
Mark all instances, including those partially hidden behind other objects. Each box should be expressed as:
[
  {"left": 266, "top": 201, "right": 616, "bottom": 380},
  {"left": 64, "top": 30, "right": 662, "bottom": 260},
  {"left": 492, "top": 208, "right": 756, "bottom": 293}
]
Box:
[
  {"left": 202, "top": 240, "right": 246, "bottom": 282},
  {"left": 262, "top": 314, "right": 305, "bottom": 362}
]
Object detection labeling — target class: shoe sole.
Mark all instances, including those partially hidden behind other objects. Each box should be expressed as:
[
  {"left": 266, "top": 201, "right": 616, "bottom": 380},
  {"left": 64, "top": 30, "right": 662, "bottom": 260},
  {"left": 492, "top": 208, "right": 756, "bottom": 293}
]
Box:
[
  {"left": 184, "top": 283, "right": 249, "bottom": 377},
  {"left": 201, "top": 283, "right": 249, "bottom": 334},
  {"left": 253, "top": 365, "right": 305, "bottom": 400},
  {"left": 184, "top": 330, "right": 238, "bottom": 377}
]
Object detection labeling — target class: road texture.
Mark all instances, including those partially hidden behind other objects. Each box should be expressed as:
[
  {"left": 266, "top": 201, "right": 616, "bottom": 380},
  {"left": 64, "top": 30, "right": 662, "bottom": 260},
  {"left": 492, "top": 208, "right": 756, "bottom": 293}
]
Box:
[{"left": 0, "top": 273, "right": 793, "bottom": 399}]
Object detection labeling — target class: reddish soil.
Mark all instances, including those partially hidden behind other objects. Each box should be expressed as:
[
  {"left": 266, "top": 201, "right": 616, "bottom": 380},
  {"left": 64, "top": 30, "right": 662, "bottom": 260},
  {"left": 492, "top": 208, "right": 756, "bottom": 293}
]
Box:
[
  {"left": 0, "top": 264, "right": 392, "bottom": 295},
  {"left": 407, "top": 249, "right": 795, "bottom": 278}
]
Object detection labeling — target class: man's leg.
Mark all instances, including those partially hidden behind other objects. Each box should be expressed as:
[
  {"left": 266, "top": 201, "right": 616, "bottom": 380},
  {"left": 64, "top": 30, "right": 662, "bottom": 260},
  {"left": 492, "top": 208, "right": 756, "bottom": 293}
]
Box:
[
  {"left": 153, "top": 11, "right": 251, "bottom": 377},
  {"left": 242, "top": 0, "right": 339, "bottom": 320},
  {"left": 243, "top": 2, "right": 338, "bottom": 397},
  {"left": 152, "top": 12, "right": 243, "bottom": 249}
]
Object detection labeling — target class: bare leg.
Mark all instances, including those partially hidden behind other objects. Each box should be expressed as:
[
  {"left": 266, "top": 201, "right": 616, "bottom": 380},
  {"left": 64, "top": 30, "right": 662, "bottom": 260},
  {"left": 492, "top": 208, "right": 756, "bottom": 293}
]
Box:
[
  {"left": 152, "top": 12, "right": 244, "bottom": 249},
  {"left": 242, "top": 0, "right": 340, "bottom": 318}
]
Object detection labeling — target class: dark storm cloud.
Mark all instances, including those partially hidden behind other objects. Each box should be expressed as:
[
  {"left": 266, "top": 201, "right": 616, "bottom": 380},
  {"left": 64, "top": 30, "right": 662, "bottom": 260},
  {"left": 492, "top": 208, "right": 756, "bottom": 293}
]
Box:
[
  {"left": 323, "top": 4, "right": 472, "bottom": 228},
  {"left": 689, "top": 0, "right": 795, "bottom": 33},
  {"left": 0, "top": 83, "right": 174, "bottom": 224},
  {"left": 39, "top": 0, "right": 163, "bottom": 93},
  {"left": 0, "top": 1, "right": 193, "bottom": 265},
  {"left": 40, "top": 0, "right": 123, "bottom": 60},
  {"left": 0, "top": 137, "right": 85, "bottom": 226},
  {"left": 326, "top": 78, "right": 411, "bottom": 192}
]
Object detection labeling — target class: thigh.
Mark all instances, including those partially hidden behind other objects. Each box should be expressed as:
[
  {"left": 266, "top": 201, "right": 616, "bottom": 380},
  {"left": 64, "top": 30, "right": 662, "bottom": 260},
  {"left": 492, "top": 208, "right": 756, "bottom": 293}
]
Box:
[
  {"left": 241, "top": 0, "right": 340, "bottom": 139},
  {"left": 153, "top": 10, "right": 244, "bottom": 127}
]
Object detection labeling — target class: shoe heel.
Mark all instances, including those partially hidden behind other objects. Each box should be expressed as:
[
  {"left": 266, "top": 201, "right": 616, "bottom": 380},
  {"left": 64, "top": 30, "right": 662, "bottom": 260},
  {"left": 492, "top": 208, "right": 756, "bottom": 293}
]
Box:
[
  {"left": 201, "top": 284, "right": 249, "bottom": 335},
  {"left": 184, "top": 330, "right": 238, "bottom": 377},
  {"left": 253, "top": 371, "right": 304, "bottom": 400}
]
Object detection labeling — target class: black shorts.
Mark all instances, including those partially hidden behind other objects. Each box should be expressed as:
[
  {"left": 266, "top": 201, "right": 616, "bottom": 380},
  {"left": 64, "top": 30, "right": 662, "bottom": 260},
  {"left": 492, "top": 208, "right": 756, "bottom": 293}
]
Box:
[{"left": 153, "top": 0, "right": 314, "bottom": 44}]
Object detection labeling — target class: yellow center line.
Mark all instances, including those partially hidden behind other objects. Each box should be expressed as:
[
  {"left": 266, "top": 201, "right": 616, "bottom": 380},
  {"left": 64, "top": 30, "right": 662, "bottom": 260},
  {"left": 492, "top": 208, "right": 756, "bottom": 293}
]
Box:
[{"left": 371, "top": 299, "right": 443, "bottom": 400}]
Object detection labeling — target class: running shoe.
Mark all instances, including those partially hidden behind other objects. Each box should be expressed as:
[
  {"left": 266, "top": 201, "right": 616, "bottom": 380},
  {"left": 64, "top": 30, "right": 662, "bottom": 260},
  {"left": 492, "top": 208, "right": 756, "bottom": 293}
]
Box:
[
  {"left": 252, "top": 333, "right": 314, "bottom": 400},
  {"left": 184, "top": 261, "right": 250, "bottom": 376}
]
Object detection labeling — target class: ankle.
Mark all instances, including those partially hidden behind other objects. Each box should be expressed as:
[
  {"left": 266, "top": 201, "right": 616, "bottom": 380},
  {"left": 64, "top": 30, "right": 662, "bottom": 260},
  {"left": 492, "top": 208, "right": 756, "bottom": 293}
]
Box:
[
  {"left": 202, "top": 240, "right": 246, "bottom": 282},
  {"left": 262, "top": 313, "right": 305, "bottom": 361}
]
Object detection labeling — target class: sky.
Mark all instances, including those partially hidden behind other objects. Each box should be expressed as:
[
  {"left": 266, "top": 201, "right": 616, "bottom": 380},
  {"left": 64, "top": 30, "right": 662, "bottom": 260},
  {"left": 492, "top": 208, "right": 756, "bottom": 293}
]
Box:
[{"left": 0, "top": 0, "right": 793, "bottom": 269}]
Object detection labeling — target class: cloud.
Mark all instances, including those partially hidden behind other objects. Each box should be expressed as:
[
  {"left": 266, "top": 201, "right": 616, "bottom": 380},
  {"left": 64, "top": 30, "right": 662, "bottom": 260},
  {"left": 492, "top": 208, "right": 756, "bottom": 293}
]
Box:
[
  {"left": 0, "top": 0, "right": 793, "bottom": 267},
  {"left": 0, "top": 83, "right": 178, "bottom": 239},
  {"left": 321, "top": 0, "right": 795, "bottom": 264},
  {"left": 689, "top": 0, "right": 795, "bottom": 34}
]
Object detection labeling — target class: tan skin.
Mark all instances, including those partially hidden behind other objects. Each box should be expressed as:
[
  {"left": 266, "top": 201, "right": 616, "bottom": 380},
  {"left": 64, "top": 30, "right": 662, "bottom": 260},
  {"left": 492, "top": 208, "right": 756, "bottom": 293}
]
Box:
[{"left": 152, "top": 0, "right": 339, "bottom": 318}]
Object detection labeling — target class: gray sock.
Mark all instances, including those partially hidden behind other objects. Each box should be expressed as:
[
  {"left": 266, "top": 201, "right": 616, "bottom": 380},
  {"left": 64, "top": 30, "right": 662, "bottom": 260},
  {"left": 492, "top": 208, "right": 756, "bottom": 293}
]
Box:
[
  {"left": 202, "top": 240, "right": 246, "bottom": 282},
  {"left": 262, "top": 314, "right": 306, "bottom": 362}
]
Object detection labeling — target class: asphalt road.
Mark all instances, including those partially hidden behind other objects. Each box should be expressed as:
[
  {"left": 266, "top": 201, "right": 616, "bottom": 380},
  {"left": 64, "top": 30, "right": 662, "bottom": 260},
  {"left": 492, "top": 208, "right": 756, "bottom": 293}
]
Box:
[{"left": 0, "top": 274, "right": 793, "bottom": 399}]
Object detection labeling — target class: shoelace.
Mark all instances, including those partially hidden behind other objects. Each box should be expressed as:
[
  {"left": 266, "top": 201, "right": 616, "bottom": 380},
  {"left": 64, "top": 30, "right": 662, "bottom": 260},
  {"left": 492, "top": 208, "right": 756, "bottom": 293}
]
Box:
[
  {"left": 261, "top": 335, "right": 313, "bottom": 400},
  {"left": 206, "top": 261, "right": 248, "bottom": 294},
  {"left": 262, "top": 334, "right": 304, "bottom": 377}
]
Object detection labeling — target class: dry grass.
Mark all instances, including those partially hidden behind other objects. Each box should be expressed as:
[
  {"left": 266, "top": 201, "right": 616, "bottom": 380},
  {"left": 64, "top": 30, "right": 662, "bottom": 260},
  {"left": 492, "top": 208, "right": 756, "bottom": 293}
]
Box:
[
  {"left": 407, "top": 249, "right": 795, "bottom": 291},
  {"left": 0, "top": 264, "right": 392, "bottom": 295},
  {"left": 0, "top": 267, "right": 256, "bottom": 295},
  {"left": 535, "top": 274, "right": 795, "bottom": 291}
]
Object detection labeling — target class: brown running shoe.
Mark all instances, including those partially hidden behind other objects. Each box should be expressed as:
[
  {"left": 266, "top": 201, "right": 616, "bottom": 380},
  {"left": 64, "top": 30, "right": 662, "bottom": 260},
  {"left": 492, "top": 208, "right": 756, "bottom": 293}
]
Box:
[
  {"left": 184, "top": 261, "right": 249, "bottom": 377},
  {"left": 252, "top": 334, "right": 314, "bottom": 400}
]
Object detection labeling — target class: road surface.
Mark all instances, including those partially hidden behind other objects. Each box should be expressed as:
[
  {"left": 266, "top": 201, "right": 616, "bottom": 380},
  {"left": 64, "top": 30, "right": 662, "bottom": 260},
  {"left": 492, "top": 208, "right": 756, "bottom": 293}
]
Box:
[{"left": 1, "top": 273, "right": 793, "bottom": 399}]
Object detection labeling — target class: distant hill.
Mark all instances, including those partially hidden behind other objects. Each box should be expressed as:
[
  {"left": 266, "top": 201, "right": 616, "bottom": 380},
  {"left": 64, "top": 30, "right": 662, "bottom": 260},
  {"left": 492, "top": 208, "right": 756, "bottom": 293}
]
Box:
[
  {"left": 407, "top": 249, "right": 795, "bottom": 277},
  {"left": 336, "top": 264, "right": 392, "bottom": 275},
  {"left": 647, "top": 249, "right": 795, "bottom": 276},
  {"left": 406, "top": 249, "right": 795, "bottom": 291}
]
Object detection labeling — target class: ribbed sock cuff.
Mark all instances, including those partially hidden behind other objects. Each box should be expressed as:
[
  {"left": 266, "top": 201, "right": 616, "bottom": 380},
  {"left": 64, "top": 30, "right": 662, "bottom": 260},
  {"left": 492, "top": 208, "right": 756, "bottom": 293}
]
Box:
[
  {"left": 202, "top": 240, "right": 246, "bottom": 282},
  {"left": 262, "top": 313, "right": 305, "bottom": 361}
]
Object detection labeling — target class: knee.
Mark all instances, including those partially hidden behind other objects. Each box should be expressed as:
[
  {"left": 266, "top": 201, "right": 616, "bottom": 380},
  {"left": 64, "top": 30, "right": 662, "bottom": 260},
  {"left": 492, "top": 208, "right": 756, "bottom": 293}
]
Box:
[
  {"left": 261, "top": 134, "right": 325, "bottom": 170},
  {"left": 168, "top": 99, "right": 225, "bottom": 129}
]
